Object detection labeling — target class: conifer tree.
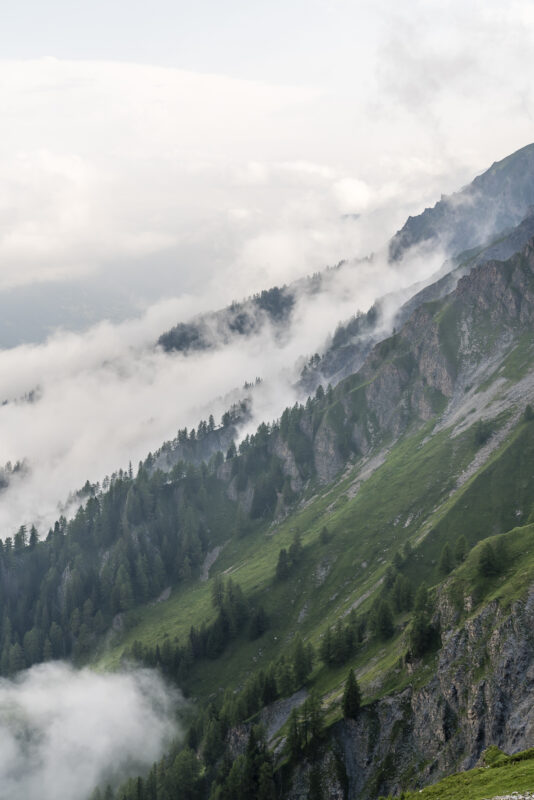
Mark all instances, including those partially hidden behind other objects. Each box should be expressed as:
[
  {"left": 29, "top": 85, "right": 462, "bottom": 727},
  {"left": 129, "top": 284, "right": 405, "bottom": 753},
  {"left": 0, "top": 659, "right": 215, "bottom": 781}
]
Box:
[
  {"left": 292, "top": 634, "right": 312, "bottom": 686},
  {"left": 455, "top": 534, "right": 468, "bottom": 564},
  {"left": 414, "top": 582, "right": 429, "bottom": 615},
  {"left": 343, "top": 668, "right": 362, "bottom": 719},
  {"left": 257, "top": 761, "right": 276, "bottom": 800},
  {"left": 275, "top": 548, "right": 290, "bottom": 581},
  {"left": 438, "top": 543, "right": 453, "bottom": 575},
  {"left": 286, "top": 708, "right": 301, "bottom": 762}
]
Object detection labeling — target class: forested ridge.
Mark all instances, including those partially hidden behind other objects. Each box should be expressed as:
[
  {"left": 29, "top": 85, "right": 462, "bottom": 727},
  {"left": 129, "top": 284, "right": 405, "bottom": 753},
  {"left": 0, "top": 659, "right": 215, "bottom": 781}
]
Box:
[
  {"left": 0, "top": 460, "right": 237, "bottom": 674},
  {"left": 0, "top": 374, "right": 358, "bottom": 678}
]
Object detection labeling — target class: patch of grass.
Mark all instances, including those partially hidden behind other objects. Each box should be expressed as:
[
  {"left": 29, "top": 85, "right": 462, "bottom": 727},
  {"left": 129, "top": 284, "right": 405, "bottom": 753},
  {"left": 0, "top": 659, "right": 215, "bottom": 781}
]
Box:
[
  {"left": 401, "top": 745, "right": 534, "bottom": 800},
  {"left": 407, "top": 415, "right": 534, "bottom": 585},
  {"left": 446, "top": 522, "right": 534, "bottom": 616},
  {"left": 500, "top": 333, "right": 534, "bottom": 381},
  {"left": 98, "top": 418, "right": 482, "bottom": 694},
  {"left": 477, "top": 332, "right": 534, "bottom": 393},
  {"left": 96, "top": 406, "right": 534, "bottom": 716}
]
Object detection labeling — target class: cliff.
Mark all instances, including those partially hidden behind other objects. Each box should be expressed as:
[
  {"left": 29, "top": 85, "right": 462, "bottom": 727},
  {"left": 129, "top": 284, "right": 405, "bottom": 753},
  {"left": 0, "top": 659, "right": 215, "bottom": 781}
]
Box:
[{"left": 284, "top": 584, "right": 534, "bottom": 799}]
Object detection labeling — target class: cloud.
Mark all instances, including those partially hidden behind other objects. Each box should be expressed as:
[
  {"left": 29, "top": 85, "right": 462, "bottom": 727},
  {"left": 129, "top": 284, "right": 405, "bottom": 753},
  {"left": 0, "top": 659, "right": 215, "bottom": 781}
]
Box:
[
  {"left": 371, "top": 0, "right": 534, "bottom": 171},
  {"left": 0, "top": 237, "right": 447, "bottom": 537},
  {"left": 0, "top": 59, "right": 328, "bottom": 295},
  {"left": 0, "top": 662, "right": 181, "bottom": 800},
  {"left": 332, "top": 178, "right": 372, "bottom": 214},
  {"left": 0, "top": 53, "right": 501, "bottom": 306}
]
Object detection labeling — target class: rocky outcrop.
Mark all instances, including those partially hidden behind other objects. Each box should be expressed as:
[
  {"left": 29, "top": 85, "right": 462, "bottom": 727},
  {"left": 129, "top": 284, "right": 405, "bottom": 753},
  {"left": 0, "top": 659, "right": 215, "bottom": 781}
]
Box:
[
  {"left": 454, "top": 244, "right": 534, "bottom": 330},
  {"left": 210, "top": 237, "right": 534, "bottom": 524},
  {"left": 313, "top": 418, "right": 345, "bottom": 483},
  {"left": 271, "top": 436, "right": 304, "bottom": 493},
  {"left": 283, "top": 585, "right": 534, "bottom": 800},
  {"left": 389, "top": 143, "right": 534, "bottom": 262}
]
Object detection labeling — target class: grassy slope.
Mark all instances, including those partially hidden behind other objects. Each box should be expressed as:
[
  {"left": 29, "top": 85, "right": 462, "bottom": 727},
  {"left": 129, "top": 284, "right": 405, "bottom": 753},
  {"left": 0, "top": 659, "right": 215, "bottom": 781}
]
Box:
[
  {"left": 98, "top": 405, "right": 534, "bottom": 717},
  {"left": 401, "top": 747, "right": 534, "bottom": 800}
]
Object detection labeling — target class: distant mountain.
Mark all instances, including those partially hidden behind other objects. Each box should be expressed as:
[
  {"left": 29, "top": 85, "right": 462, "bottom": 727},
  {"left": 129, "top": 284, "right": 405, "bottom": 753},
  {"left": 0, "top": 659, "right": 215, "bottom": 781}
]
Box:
[
  {"left": 157, "top": 145, "right": 534, "bottom": 409},
  {"left": 299, "top": 207, "right": 534, "bottom": 393},
  {"left": 389, "top": 142, "right": 534, "bottom": 261}
]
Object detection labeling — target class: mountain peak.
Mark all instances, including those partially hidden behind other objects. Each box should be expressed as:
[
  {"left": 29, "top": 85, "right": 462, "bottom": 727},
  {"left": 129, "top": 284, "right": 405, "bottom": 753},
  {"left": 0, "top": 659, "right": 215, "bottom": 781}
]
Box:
[{"left": 389, "top": 142, "right": 534, "bottom": 262}]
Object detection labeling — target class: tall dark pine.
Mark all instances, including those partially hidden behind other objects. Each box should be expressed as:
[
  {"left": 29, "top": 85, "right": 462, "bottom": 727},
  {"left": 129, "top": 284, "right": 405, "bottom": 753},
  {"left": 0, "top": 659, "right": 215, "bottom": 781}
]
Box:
[{"left": 342, "top": 668, "right": 361, "bottom": 719}]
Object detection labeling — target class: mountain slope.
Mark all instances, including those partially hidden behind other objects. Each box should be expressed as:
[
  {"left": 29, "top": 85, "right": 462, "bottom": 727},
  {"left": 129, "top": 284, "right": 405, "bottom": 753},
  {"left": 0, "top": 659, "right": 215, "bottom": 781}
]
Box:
[
  {"left": 5, "top": 224, "right": 534, "bottom": 799},
  {"left": 389, "top": 143, "right": 534, "bottom": 261}
]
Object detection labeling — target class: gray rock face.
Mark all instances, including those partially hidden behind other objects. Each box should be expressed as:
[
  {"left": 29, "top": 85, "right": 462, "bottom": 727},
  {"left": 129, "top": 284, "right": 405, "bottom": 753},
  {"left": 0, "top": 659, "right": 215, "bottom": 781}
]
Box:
[
  {"left": 284, "top": 585, "right": 534, "bottom": 800},
  {"left": 230, "top": 238, "right": 534, "bottom": 510},
  {"left": 313, "top": 418, "right": 345, "bottom": 483},
  {"left": 271, "top": 435, "right": 304, "bottom": 493},
  {"left": 389, "top": 143, "right": 534, "bottom": 262}
]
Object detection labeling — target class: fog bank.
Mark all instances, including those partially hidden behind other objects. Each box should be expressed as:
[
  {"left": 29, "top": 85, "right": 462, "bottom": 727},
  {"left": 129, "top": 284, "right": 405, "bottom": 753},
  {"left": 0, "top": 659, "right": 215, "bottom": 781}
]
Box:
[
  {"left": 0, "top": 661, "right": 181, "bottom": 800},
  {"left": 0, "top": 241, "right": 446, "bottom": 536}
]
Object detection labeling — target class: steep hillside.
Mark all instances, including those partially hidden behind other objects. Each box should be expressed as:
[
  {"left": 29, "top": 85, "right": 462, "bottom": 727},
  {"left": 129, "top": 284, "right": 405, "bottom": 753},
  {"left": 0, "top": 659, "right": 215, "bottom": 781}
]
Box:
[
  {"left": 5, "top": 236, "right": 534, "bottom": 800},
  {"left": 155, "top": 147, "right": 534, "bottom": 422},
  {"left": 389, "top": 143, "right": 534, "bottom": 261},
  {"left": 392, "top": 745, "right": 534, "bottom": 800},
  {"left": 297, "top": 209, "right": 534, "bottom": 396},
  {"left": 106, "top": 239, "right": 534, "bottom": 799}
]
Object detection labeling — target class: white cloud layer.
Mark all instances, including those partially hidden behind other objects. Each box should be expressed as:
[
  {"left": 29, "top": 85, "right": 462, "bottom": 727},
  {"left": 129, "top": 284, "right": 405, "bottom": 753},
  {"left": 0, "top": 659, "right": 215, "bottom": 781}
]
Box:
[
  {"left": 0, "top": 242, "right": 445, "bottom": 536},
  {"left": 0, "top": 662, "right": 181, "bottom": 800}
]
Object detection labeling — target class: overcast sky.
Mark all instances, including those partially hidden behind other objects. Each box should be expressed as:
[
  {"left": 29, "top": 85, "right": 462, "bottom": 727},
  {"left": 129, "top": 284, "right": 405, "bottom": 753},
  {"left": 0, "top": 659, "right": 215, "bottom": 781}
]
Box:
[{"left": 1, "top": 0, "right": 533, "bottom": 322}]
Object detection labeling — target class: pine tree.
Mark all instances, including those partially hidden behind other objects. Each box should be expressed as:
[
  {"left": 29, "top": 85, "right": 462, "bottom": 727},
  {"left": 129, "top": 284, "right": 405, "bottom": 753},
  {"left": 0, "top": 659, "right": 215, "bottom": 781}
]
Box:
[
  {"left": 478, "top": 542, "right": 499, "bottom": 577},
  {"left": 319, "top": 626, "right": 333, "bottom": 666},
  {"left": 211, "top": 575, "right": 225, "bottom": 609},
  {"left": 438, "top": 543, "right": 453, "bottom": 575},
  {"left": 276, "top": 658, "right": 294, "bottom": 696},
  {"left": 414, "top": 582, "right": 429, "bottom": 615},
  {"left": 409, "top": 612, "right": 436, "bottom": 658},
  {"left": 286, "top": 708, "right": 301, "bottom": 762},
  {"left": 29, "top": 525, "right": 38, "bottom": 550},
  {"left": 292, "top": 634, "right": 310, "bottom": 686},
  {"left": 373, "top": 599, "right": 394, "bottom": 640},
  {"left": 257, "top": 761, "right": 276, "bottom": 800},
  {"left": 275, "top": 548, "right": 290, "bottom": 581},
  {"left": 455, "top": 535, "right": 468, "bottom": 564},
  {"left": 306, "top": 690, "right": 324, "bottom": 744},
  {"left": 343, "top": 668, "right": 361, "bottom": 719},
  {"left": 9, "top": 642, "right": 25, "bottom": 674}
]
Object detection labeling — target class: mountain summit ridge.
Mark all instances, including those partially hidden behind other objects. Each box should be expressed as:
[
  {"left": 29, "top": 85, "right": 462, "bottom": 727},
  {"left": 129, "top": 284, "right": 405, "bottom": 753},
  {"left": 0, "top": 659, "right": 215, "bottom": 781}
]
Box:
[{"left": 389, "top": 143, "right": 534, "bottom": 261}]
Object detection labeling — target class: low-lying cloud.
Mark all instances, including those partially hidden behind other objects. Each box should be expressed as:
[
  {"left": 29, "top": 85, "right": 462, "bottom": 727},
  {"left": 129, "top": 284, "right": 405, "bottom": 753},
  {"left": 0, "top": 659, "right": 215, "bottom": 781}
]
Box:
[
  {"left": 0, "top": 240, "right": 446, "bottom": 537},
  {"left": 0, "top": 661, "right": 181, "bottom": 800}
]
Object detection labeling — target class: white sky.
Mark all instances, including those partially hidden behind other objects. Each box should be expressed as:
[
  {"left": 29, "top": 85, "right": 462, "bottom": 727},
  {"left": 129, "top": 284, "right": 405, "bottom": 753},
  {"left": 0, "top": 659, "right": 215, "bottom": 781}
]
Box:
[
  {"left": 1, "top": 0, "right": 533, "bottom": 308},
  {"left": 2, "top": 0, "right": 379, "bottom": 80}
]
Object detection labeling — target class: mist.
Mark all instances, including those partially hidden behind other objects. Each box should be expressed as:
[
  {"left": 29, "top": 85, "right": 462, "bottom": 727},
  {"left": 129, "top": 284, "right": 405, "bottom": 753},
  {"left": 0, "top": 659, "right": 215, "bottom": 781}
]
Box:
[
  {"left": 0, "top": 661, "right": 181, "bottom": 800},
  {"left": 0, "top": 239, "right": 447, "bottom": 536}
]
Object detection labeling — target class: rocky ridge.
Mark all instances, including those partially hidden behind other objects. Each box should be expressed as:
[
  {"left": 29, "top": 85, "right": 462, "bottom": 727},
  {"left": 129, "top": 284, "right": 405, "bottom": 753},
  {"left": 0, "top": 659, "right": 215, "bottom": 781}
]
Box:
[{"left": 283, "top": 584, "right": 534, "bottom": 799}]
